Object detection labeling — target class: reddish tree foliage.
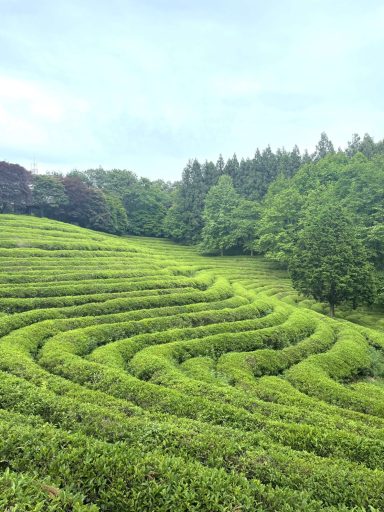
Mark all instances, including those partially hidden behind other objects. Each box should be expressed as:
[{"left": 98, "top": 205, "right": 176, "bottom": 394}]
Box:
[
  {"left": 0, "top": 161, "right": 31, "bottom": 213},
  {"left": 61, "top": 175, "right": 113, "bottom": 232}
]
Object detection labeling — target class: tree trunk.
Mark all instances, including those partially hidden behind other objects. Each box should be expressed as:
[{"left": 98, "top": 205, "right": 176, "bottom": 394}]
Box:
[
  {"left": 329, "top": 303, "right": 335, "bottom": 317},
  {"left": 250, "top": 249, "right": 254, "bottom": 257},
  {"left": 220, "top": 248, "right": 224, "bottom": 256}
]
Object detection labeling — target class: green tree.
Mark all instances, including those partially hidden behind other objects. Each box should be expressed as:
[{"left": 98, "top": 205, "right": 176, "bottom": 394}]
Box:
[
  {"left": 224, "top": 154, "right": 239, "bottom": 180},
  {"left": 124, "top": 178, "right": 171, "bottom": 236},
  {"left": 346, "top": 133, "right": 362, "bottom": 158},
  {"left": 61, "top": 176, "right": 116, "bottom": 233},
  {"left": 313, "top": 132, "right": 335, "bottom": 161},
  {"left": 105, "top": 194, "right": 129, "bottom": 234},
  {"left": 215, "top": 154, "right": 225, "bottom": 176},
  {"left": 255, "top": 180, "right": 304, "bottom": 266},
  {"left": 31, "top": 174, "right": 68, "bottom": 217},
  {"left": 301, "top": 149, "right": 312, "bottom": 165},
  {"left": 67, "top": 168, "right": 172, "bottom": 237},
  {"left": 164, "top": 159, "right": 205, "bottom": 244},
  {"left": 232, "top": 147, "right": 280, "bottom": 201},
  {"left": 202, "top": 160, "right": 220, "bottom": 191},
  {"left": 235, "top": 199, "right": 260, "bottom": 255},
  {"left": 359, "top": 133, "right": 376, "bottom": 159},
  {"left": 276, "top": 145, "right": 302, "bottom": 178},
  {"left": 200, "top": 175, "right": 241, "bottom": 255},
  {"left": 83, "top": 168, "right": 137, "bottom": 195},
  {"left": 289, "top": 205, "right": 376, "bottom": 316}
]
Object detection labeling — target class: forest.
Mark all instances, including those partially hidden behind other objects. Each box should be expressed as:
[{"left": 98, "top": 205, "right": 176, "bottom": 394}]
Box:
[{"left": 1, "top": 131, "right": 384, "bottom": 315}]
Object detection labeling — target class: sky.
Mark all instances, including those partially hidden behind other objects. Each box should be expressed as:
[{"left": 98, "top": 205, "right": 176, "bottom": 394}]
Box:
[{"left": 1, "top": 0, "right": 384, "bottom": 180}]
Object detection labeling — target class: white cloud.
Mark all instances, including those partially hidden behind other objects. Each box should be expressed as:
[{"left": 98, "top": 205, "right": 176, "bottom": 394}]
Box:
[
  {"left": 0, "top": 0, "right": 383, "bottom": 179},
  {"left": 0, "top": 103, "right": 46, "bottom": 146},
  {"left": 0, "top": 76, "right": 65, "bottom": 122},
  {"left": 0, "top": 74, "right": 91, "bottom": 162}
]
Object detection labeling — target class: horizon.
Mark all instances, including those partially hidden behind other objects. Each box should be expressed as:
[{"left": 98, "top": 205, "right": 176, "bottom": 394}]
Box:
[{"left": 1, "top": 0, "right": 384, "bottom": 180}]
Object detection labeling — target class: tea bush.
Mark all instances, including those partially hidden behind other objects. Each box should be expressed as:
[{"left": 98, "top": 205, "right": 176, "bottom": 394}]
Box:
[{"left": 0, "top": 214, "right": 383, "bottom": 511}]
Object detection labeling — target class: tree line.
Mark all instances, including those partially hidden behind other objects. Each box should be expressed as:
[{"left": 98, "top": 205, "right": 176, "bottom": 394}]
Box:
[
  {"left": 0, "top": 164, "right": 173, "bottom": 236},
  {"left": 1, "top": 132, "right": 384, "bottom": 314}
]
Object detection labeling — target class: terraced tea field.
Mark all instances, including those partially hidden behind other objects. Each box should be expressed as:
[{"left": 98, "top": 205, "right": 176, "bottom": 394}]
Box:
[{"left": 1, "top": 215, "right": 384, "bottom": 511}]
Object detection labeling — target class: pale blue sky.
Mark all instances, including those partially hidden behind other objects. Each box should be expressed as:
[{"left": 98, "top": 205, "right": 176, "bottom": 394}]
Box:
[{"left": 1, "top": 0, "right": 383, "bottom": 179}]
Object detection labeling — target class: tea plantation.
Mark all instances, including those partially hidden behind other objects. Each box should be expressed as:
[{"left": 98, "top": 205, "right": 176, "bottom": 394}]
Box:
[{"left": 1, "top": 214, "right": 384, "bottom": 511}]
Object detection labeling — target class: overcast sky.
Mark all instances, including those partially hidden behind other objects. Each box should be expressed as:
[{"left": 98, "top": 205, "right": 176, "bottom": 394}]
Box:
[{"left": 1, "top": 0, "right": 383, "bottom": 180}]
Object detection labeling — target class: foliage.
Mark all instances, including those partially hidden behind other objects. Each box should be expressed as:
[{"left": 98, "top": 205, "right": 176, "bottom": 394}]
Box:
[
  {"left": 3, "top": 131, "right": 384, "bottom": 315},
  {"left": 0, "top": 161, "right": 31, "bottom": 213},
  {"left": 312, "top": 131, "right": 335, "bottom": 161},
  {"left": 164, "top": 159, "right": 206, "bottom": 243},
  {"left": 31, "top": 174, "right": 68, "bottom": 217},
  {"left": 256, "top": 151, "right": 384, "bottom": 273},
  {"left": 289, "top": 204, "right": 376, "bottom": 316},
  {"left": 124, "top": 178, "right": 171, "bottom": 236},
  {"left": 200, "top": 176, "right": 242, "bottom": 255},
  {"left": 254, "top": 183, "right": 304, "bottom": 265},
  {"left": 104, "top": 193, "right": 129, "bottom": 234},
  {"left": 4, "top": 131, "right": 384, "bottom": 248},
  {"left": 235, "top": 199, "right": 260, "bottom": 254},
  {"left": 60, "top": 176, "right": 114, "bottom": 233},
  {"left": 0, "top": 215, "right": 383, "bottom": 510}
]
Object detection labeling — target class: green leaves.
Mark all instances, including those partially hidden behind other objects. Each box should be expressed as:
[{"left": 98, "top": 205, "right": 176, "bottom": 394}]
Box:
[
  {"left": 0, "top": 161, "right": 31, "bottom": 214},
  {"left": 1, "top": 215, "right": 384, "bottom": 510},
  {"left": 289, "top": 205, "right": 376, "bottom": 315},
  {"left": 200, "top": 176, "right": 243, "bottom": 255}
]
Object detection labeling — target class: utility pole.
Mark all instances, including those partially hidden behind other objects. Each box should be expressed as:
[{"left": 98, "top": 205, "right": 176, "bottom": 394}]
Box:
[{"left": 30, "top": 158, "right": 38, "bottom": 175}]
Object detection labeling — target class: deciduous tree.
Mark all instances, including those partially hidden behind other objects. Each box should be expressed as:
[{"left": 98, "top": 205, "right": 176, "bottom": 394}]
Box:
[
  {"left": 0, "top": 161, "right": 31, "bottom": 213},
  {"left": 289, "top": 205, "right": 376, "bottom": 316},
  {"left": 200, "top": 175, "right": 241, "bottom": 255},
  {"left": 31, "top": 174, "right": 68, "bottom": 217}
]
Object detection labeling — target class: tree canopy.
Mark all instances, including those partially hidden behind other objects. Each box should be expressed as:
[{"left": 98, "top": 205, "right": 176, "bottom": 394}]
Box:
[
  {"left": 200, "top": 175, "right": 242, "bottom": 255},
  {"left": 2, "top": 131, "right": 384, "bottom": 313},
  {"left": 289, "top": 204, "right": 376, "bottom": 316},
  {"left": 0, "top": 161, "right": 31, "bottom": 213}
]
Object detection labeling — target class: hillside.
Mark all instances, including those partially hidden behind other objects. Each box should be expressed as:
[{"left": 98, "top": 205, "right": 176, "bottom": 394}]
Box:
[{"left": 0, "top": 215, "right": 384, "bottom": 511}]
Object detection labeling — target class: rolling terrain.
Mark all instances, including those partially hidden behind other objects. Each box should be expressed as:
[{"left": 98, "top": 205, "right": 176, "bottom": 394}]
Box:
[{"left": 0, "top": 215, "right": 384, "bottom": 511}]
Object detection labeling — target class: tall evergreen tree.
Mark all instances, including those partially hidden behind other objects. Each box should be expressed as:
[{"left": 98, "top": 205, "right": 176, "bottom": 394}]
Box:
[
  {"left": 346, "top": 133, "right": 362, "bottom": 157},
  {"left": 301, "top": 149, "right": 312, "bottom": 165},
  {"left": 288, "top": 145, "right": 302, "bottom": 177},
  {"left": 224, "top": 154, "right": 239, "bottom": 180},
  {"left": 216, "top": 154, "right": 225, "bottom": 176},
  {"left": 313, "top": 132, "right": 335, "bottom": 161},
  {"left": 234, "top": 157, "right": 253, "bottom": 197},
  {"left": 202, "top": 160, "right": 220, "bottom": 191},
  {"left": 164, "top": 159, "right": 205, "bottom": 243},
  {"left": 359, "top": 133, "right": 376, "bottom": 159},
  {"left": 233, "top": 148, "right": 280, "bottom": 201},
  {"left": 261, "top": 145, "right": 279, "bottom": 187}
]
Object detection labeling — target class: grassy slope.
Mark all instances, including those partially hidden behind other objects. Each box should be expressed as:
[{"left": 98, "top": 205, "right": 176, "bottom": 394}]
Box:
[{"left": 0, "top": 215, "right": 384, "bottom": 511}]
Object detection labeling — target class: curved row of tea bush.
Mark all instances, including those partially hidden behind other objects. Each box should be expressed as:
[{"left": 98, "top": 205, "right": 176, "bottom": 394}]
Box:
[{"left": 0, "top": 215, "right": 384, "bottom": 511}]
